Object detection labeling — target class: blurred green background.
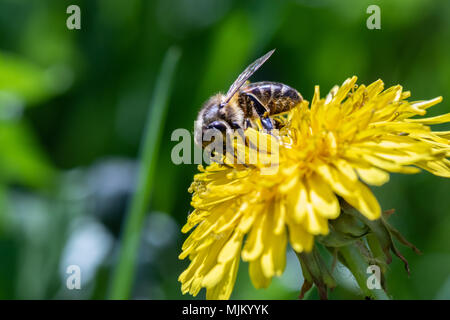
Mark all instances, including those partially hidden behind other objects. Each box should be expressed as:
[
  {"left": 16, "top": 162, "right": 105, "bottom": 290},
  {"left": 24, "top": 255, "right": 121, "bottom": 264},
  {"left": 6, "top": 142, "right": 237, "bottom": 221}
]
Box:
[{"left": 0, "top": 0, "right": 449, "bottom": 300}]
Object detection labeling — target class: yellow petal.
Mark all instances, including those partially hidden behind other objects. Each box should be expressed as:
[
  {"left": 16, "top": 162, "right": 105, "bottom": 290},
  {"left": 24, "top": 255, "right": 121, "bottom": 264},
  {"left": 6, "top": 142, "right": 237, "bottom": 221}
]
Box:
[
  {"left": 305, "top": 202, "right": 329, "bottom": 235},
  {"left": 406, "top": 112, "right": 450, "bottom": 125},
  {"left": 360, "top": 153, "right": 421, "bottom": 174},
  {"left": 236, "top": 204, "right": 259, "bottom": 233},
  {"left": 202, "top": 263, "right": 225, "bottom": 289},
  {"left": 218, "top": 231, "right": 243, "bottom": 263},
  {"left": 273, "top": 199, "right": 286, "bottom": 235},
  {"left": 241, "top": 213, "right": 266, "bottom": 261},
  {"left": 307, "top": 174, "right": 340, "bottom": 219},
  {"left": 418, "top": 160, "right": 450, "bottom": 177},
  {"left": 316, "top": 162, "right": 354, "bottom": 197},
  {"left": 260, "top": 250, "right": 274, "bottom": 279},
  {"left": 249, "top": 259, "right": 271, "bottom": 289},
  {"left": 410, "top": 96, "right": 442, "bottom": 111},
  {"left": 215, "top": 202, "right": 247, "bottom": 233},
  {"left": 335, "top": 159, "right": 357, "bottom": 182},
  {"left": 341, "top": 180, "right": 381, "bottom": 220},
  {"left": 288, "top": 222, "right": 314, "bottom": 252},
  {"left": 272, "top": 231, "right": 287, "bottom": 276},
  {"left": 293, "top": 180, "right": 308, "bottom": 223},
  {"left": 206, "top": 253, "right": 240, "bottom": 300},
  {"left": 356, "top": 166, "right": 390, "bottom": 186}
]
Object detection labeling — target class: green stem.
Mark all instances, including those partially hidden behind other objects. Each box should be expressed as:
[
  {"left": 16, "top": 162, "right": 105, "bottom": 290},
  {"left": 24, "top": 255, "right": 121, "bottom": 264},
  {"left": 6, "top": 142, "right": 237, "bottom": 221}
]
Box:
[
  {"left": 339, "top": 244, "right": 390, "bottom": 300},
  {"left": 296, "top": 247, "right": 336, "bottom": 300},
  {"left": 108, "top": 47, "right": 181, "bottom": 299}
]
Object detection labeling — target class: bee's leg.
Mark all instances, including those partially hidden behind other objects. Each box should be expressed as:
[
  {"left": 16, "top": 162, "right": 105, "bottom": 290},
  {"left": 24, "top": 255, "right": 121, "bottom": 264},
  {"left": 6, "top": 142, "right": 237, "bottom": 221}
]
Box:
[
  {"left": 260, "top": 116, "right": 274, "bottom": 131},
  {"left": 273, "top": 117, "right": 284, "bottom": 130},
  {"left": 243, "top": 93, "right": 274, "bottom": 131}
]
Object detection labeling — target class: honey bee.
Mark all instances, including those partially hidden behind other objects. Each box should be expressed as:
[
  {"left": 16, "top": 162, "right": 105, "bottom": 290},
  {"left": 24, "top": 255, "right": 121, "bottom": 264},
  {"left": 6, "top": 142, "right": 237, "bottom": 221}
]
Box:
[{"left": 194, "top": 49, "right": 303, "bottom": 148}]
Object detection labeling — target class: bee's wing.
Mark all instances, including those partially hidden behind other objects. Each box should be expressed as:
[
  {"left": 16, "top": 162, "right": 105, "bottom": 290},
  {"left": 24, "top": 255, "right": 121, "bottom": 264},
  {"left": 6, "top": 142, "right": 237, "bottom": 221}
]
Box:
[{"left": 223, "top": 49, "right": 275, "bottom": 105}]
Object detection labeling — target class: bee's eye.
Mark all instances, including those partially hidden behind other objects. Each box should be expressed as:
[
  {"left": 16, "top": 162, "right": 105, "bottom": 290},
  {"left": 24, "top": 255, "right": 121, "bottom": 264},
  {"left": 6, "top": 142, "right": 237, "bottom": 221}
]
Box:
[
  {"left": 207, "top": 121, "right": 227, "bottom": 132},
  {"left": 230, "top": 121, "right": 241, "bottom": 129}
]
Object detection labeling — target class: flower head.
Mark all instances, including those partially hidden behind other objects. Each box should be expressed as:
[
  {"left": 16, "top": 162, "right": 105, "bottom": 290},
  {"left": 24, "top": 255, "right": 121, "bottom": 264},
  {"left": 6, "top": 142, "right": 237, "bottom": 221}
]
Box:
[{"left": 179, "top": 76, "right": 450, "bottom": 299}]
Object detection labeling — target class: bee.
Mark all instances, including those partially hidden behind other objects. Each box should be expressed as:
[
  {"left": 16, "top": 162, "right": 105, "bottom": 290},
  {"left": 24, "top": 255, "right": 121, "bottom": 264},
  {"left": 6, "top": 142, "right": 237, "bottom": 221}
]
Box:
[{"left": 194, "top": 49, "right": 303, "bottom": 148}]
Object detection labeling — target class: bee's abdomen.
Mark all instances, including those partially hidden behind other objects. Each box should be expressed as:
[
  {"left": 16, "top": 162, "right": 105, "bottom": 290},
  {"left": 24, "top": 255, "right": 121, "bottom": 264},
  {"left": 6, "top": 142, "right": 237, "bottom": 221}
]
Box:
[{"left": 239, "top": 82, "right": 302, "bottom": 118}]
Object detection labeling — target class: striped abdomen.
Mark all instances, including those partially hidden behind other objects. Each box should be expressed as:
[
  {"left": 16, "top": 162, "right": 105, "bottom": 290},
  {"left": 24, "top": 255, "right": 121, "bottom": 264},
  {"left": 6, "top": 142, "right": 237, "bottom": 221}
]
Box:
[{"left": 238, "top": 81, "right": 302, "bottom": 118}]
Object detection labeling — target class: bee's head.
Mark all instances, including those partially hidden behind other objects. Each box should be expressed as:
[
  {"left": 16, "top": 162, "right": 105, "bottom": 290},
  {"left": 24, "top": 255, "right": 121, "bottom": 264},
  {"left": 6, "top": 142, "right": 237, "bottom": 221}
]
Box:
[{"left": 194, "top": 94, "right": 229, "bottom": 148}]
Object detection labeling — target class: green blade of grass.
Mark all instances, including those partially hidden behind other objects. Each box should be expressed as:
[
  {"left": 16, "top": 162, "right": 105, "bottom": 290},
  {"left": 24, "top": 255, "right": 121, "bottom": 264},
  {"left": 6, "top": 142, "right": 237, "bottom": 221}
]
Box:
[{"left": 109, "top": 47, "right": 181, "bottom": 299}]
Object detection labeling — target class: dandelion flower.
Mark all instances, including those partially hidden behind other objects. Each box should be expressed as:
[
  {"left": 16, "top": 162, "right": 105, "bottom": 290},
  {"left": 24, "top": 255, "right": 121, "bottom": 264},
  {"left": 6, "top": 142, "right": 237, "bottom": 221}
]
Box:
[{"left": 179, "top": 76, "right": 450, "bottom": 300}]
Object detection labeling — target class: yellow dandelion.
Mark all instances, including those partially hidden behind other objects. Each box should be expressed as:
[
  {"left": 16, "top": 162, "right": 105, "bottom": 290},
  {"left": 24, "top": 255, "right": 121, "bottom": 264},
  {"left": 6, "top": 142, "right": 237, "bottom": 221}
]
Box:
[{"left": 179, "top": 76, "right": 450, "bottom": 300}]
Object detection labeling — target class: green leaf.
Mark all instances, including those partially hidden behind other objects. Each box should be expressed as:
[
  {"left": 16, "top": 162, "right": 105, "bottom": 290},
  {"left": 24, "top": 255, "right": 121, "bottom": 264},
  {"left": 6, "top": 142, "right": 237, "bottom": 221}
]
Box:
[
  {"left": 109, "top": 47, "right": 181, "bottom": 299},
  {"left": 0, "top": 120, "right": 55, "bottom": 188}
]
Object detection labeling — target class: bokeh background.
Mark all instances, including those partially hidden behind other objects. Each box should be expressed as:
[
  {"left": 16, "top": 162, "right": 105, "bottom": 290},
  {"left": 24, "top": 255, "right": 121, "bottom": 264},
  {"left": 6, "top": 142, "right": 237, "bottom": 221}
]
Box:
[{"left": 0, "top": 0, "right": 449, "bottom": 300}]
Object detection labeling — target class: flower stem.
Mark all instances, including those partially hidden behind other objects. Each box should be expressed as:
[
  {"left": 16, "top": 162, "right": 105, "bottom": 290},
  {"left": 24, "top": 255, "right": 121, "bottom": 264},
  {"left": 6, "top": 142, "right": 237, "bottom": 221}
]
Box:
[
  {"left": 339, "top": 244, "right": 390, "bottom": 300},
  {"left": 108, "top": 47, "right": 181, "bottom": 299}
]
